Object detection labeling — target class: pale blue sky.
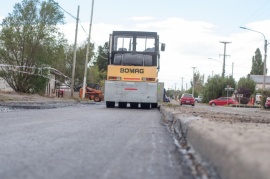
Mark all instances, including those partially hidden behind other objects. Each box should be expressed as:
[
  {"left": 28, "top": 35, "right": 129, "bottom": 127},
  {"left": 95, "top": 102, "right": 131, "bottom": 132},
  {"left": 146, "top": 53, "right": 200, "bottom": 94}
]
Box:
[
  {"left": 1, "top": 0, "right": 270, "bottom": 89},
  {"left": 2, "top": 1, "right": 270, "bottom": 29}
]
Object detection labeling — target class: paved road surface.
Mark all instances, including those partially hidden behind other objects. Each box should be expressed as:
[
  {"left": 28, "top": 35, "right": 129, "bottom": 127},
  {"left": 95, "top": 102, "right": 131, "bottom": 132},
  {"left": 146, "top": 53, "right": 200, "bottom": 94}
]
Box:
[{"left": 0, "top": 103, "right": 195, "bottom": 179}]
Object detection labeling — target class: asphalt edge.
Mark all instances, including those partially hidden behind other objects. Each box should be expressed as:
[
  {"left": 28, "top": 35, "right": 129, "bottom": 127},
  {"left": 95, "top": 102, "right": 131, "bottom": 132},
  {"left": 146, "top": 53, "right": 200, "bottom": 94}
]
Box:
[
  {"left": 160, "top": 105, "right": 267, "bottom": 179},
  {"left": 0, "top": 100, "right": 97, "bottom": 109}
]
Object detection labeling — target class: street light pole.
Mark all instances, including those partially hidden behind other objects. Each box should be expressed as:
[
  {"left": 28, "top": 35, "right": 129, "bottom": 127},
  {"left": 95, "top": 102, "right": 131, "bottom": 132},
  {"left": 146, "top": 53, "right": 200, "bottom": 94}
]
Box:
[
  {"left": 264, "top": 39, "right": 267, "bottom": 90},
  {"left": 240, "top": 26, "right": 267, "bottom": 90}
]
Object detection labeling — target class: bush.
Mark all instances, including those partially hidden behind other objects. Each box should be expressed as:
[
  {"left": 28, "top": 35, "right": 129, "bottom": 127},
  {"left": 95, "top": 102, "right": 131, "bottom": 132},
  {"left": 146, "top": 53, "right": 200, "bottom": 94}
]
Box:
[
  {"left": 235, "top": 97, "right": 250, "bottom": 104},
  {"left": 261, "top": 95, "right": 267, "bottom": 109}
]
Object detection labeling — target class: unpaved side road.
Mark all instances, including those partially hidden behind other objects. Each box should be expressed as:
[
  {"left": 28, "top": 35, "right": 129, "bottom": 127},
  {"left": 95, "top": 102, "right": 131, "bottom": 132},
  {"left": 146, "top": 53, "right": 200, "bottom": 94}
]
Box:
[{"left": 161, "top": 103, "right": 270, "bottom": 179}]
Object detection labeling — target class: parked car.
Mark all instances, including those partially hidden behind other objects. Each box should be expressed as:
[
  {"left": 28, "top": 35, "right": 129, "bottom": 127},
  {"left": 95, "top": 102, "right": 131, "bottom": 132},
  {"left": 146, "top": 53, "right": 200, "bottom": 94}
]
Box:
[
  {"left": 265, "top": 97, "right": 270, "bottom": 108},
  {"left": 180, "top": 93, "right": 195, "bottom": 106},
  {"left": 209, "top": 97, "right": 238, "bottom": 106},
  {"left": 195, "top": 96, "right": 203, "bottom": 103}
]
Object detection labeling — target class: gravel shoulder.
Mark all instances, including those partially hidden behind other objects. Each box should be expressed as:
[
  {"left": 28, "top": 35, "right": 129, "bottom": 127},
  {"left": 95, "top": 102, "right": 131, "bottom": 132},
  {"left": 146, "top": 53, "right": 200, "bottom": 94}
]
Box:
[
  {"left": 0, "top": 91, "right": 91, "bottom": 110},
  {"left": 0, "top": 91, "right": 78, "bottom": 102},
  {"left": 161, "top": 102, "right": 270, "bottom": 179}
]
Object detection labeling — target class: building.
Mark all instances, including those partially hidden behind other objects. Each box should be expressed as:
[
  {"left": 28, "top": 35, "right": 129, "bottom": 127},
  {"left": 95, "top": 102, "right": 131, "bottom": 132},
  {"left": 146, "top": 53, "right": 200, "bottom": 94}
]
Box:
[
  {"left": 0, "top": 71, "right": 59, "bottom": 97},
  {"left": 250, "top": 75, "right": 270, "bottom": 90},
  {"left": 0, "top": 77, "right": 13, "bottom": 92}
]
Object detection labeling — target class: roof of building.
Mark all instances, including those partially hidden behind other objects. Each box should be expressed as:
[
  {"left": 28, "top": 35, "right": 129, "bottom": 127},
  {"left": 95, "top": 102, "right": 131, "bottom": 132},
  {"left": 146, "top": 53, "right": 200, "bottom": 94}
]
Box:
[{"left": 250, "top": 75, "right": 270, "bottom": 84}]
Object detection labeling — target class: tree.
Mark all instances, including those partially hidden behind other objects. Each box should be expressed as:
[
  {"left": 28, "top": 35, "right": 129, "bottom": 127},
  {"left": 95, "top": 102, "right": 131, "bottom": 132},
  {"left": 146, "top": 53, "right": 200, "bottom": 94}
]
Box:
[
  {"left": 235, "top": 77, "right": 256, "bottom": 104},
  {"left": 250, "top": 48, "right": 264, "bottom": 75},
  {"left": 202, "top": 75, "right": 236, "bottom": 102},
  {"left": 64, "top": 42, "right": 95, "bottom": 87},
  {"left": 88, "top": 65, "right": 106, "bottom": 86},
  {"left": 87, "top": 42, "right": 109, "bottom": 86},
  {"left": 95, "top": 42, "right": 108, "bottom": 72},
  {"left": 0, "top": 0, "right": 66, "bottom": 93},
  {"left": 189, "top": 70, "right": 204, "bottom": 96}
]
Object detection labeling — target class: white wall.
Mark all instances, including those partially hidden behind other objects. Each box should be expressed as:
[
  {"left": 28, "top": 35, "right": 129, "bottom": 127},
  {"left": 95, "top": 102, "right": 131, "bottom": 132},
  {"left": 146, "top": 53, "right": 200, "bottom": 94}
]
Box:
[{"left": 0, "top": 78, "right": 13, "bottom": 92}]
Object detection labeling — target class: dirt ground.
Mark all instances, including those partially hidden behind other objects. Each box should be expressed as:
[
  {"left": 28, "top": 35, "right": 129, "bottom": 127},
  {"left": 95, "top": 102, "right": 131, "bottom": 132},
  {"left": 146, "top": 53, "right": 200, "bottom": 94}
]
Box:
[
  {"left": 168, "top": 100, "right": 270, "bottom": 124},
  {"left": 162, "top": 102, "right": 270, "bottom": 179},
  {"left": 0, "top": 91, "right": 78, "bottom": 102}
]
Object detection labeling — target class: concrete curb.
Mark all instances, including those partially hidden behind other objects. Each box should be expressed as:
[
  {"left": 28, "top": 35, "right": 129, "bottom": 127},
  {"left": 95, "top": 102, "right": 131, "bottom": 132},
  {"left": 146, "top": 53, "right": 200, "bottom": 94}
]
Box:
[{"left": 160, "top": 105, "right": 269, "bottom": 179}]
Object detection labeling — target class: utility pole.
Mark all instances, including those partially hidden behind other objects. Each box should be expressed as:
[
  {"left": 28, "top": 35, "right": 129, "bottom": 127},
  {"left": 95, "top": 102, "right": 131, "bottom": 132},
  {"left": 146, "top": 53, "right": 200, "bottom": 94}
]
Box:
[
  {"left": 263, "top": 39, "right": 267, "bottom": 90},
  {"left": 174, "top": 83, "right": 177, "bottom": 100},
  {"left": 70, "top": 6, "right": 80, "bottom": 97},
  {"left": 181, "top": 77, "right": 184, "bottom": 92},
  {"left": 232, "top": 62, "right": 234, "bottom": 78},
  {"left": 82, "top": 0, "right": 94, "bottom": 98},
  {"left": 191, "top": 67, "right": 196, "bottom": 97},
  {"left": 219, "top": 41, "right": 231, "bottom": 78}
]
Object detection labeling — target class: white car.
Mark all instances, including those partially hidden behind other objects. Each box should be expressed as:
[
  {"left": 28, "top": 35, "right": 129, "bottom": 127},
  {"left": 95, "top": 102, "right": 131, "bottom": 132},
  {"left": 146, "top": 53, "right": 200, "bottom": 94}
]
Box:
[
  {"left": 195, "top": 96, "right": 203, "bottom": 103},
  {"left": 255, "top": 93, "right": 261, "bottom": 105}
]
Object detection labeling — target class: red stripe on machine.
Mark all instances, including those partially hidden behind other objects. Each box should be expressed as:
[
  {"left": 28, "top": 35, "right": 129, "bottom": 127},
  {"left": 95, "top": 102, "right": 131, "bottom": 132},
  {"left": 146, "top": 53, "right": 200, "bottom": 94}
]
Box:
[
  {"left": 125, "top": 88, "right": 137, "bottom": 90},
  {"left": 124, "top": 78, "right": 140, "bottom": 80}
]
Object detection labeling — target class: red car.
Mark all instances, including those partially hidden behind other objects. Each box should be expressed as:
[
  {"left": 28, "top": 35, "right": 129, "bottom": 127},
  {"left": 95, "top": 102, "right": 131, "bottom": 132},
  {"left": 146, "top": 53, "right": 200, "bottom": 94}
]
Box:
[
  {"left": 209, "top": 97, "right": 238, "bottom": 106},
  {"left": 180, "top": 93, "right": 195, "bottom": 106},
  {"left": 265, "top": 97, "right": 270, "bottom": 108}
]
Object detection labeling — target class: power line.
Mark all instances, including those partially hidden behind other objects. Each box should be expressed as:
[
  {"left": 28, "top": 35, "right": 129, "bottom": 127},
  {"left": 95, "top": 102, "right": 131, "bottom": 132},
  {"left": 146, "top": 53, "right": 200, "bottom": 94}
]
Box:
[
  {"left": 241, "top": 0, "right": 270, "bottom": 24},
  {"left": 51, "top": 0, "right": 99, "bottom": 45},
  {"left": 51, "top": 0, "right": 77, "bottom": 20},
  {"left": 0, "top": 64, "right": 71, "bottom": 83},
  {"left": 50, "top": 1, "right": 108, "bottom": 61}
]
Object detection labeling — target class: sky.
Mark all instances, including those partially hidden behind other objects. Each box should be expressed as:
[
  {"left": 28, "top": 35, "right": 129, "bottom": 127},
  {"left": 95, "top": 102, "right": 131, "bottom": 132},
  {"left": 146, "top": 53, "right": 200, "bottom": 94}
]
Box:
[{"left": 1, "top": 0, "right": 270, "bottom": 90}]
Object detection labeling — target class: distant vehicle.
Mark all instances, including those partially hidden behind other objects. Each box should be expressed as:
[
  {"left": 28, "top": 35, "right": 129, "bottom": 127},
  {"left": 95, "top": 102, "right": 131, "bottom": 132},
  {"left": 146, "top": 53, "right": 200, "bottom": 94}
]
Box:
[
  {"left": 76, "top": 83, "right": 104, "bottom": 102},
  {"left": 165, "top": 96, "right": 170, "bottom": 103},
  {"left": 265, "top": 97, "right": 270, "bottom": 108},
  {"left": 209, "top": 97, "right": 238, "bottom": 107},
  {"left": 255, "top": 93, "right": 262, "bottom": 105},
  {"left": 180, "top": 93, "right": 195, "bottom": 106},
  {"left": 195, "top": 96, "right": 203, "bottom": 103},
  {"left": 163, "top": 89, "right": 170, "bottom": 103}
]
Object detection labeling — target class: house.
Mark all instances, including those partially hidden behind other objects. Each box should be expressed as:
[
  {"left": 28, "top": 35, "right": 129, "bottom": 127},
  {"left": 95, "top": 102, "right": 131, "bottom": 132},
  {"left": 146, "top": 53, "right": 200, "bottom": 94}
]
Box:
[
  {"left": 45, "top": 72, "right": 57, "bottom": 97},
  {"left": 0, "top": 70, "right": 66, "bottom": 97},
  {"left": 250, "top": 75, "right": 270, "bottom": 90},
  {"left": 45, "top": 69, "right": 72, "bottom": 98},
  {"left": 0, "top": 77, "right": 13, "bottom": 92}
]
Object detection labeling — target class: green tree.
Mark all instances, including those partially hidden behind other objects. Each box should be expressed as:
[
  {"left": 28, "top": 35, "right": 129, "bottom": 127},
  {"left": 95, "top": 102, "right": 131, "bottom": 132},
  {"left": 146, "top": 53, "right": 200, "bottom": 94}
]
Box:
[
  {"left": 190, "top": 70, "right": 204, "bottom": 96},
  {"left": 0, "top": 0, "right": 66, "bottom": 93},
  {"left": 250, "top": 48, "right": 264, "bottom": 75},
  {"left": 64, "top": 42, "right": 95, "bottom": 87},
  {"left": 237, "top": 76, "right": 256, "bottom": 95},
  {"left": 86, "top": 42, "right": 109, "bottom": 87},
  {"left": 95, "top": 42, "right": 108, "bottom": 72},
  {"left": 88, "top": 65, "right": 106, "bottom": 86},
  {"left": 235, "top": 77, "right": 256, "bottom": 104},
  {"left": 202, "top": 75, "right": 236, "bottom": 102}
]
